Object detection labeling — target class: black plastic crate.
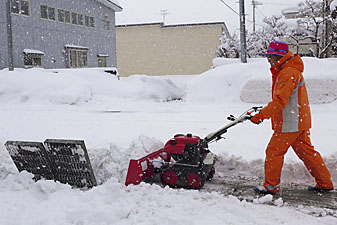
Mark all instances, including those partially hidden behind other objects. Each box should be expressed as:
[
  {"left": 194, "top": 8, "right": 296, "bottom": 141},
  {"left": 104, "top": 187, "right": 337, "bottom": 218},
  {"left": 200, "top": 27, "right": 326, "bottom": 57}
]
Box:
[{"left": 5, "top": 139, "right": 97, "bottom": 188}]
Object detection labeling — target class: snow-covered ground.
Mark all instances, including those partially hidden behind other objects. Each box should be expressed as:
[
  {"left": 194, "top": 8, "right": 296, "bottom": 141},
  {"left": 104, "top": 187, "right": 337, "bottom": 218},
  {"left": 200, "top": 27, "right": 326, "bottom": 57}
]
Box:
[{"left": 1, "top": 58, "right": 337, "bottom": 224}]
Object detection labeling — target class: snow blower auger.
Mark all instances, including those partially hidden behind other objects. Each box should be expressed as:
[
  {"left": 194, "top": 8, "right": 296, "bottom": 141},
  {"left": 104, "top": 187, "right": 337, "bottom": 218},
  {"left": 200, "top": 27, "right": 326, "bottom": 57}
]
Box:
[{"left": 125, "top": 107, "right": 262, "bottom": 189}]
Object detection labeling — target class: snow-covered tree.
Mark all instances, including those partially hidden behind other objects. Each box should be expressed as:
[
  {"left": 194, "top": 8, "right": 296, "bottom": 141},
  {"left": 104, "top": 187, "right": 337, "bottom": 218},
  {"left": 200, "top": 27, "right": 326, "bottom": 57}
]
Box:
[
  {"left": 331, "top": 1, "right": 337, "bottom": 56},
  {"left": 245, "top": 32, "right": 264, "bottom": 57},
  {"left": 217, "top": 32, "right": 240, "bottom": 58},
  {"left": 290, "top": 0, "right": 335, "bottom": 58},
  {"left": 250, "top": 15, "right": 288, "bottom": 56},
  {"left": 260, "top": 15, "right": 288, "bottom": 45},
  {"left": 217, "top": 15, "right": 287, "bottom": 58},
  {"left": 217, "top": 0, "right": 337, "bottom": 59}
]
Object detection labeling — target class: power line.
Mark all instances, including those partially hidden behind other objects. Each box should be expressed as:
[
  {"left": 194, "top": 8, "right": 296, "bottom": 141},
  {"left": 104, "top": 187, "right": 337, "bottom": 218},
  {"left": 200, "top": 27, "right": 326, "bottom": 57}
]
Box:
[
  {"left": 256, "top": 6, "right": 268, "bottom": 19},
  {"left": 252, "top": 1, "right": 263, "bottom": 32},
  {"left": 218, "top": 0, "right": 259, "bottom": 26},
  {"left": 219, "top": 0, "right": 240, "bottom": 16}
]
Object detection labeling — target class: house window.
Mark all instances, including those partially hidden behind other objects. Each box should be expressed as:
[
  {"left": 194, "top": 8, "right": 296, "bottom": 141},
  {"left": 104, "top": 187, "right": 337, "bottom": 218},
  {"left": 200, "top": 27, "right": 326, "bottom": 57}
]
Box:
[
  {"left": 78, "top": 51, "right": 88, "bottom": 67},
  {"left": 103, "top": 20, "right": 110, "bottom": 31},
  {"left": 11, "top": 0, "right": 20, "bottom": 14},
  {"left": 58, "top": 9, "right": 65, "bottom": 22},
  {"left": 23, "top": 49, "right": 44, "bottom": 67},
  {"left": 90, "top": 17, "right": 95, "bottom": 28},
  {"left": 71, "top": 12, "right": 78, "bottom": 25},
  {"left": 24, "top": 54, "right": 42, "bottom": 67},
  {"left": 97, "top": 55, "right": 108, "bottom": 67},
  {"left": 11, "top": 0, "right": 30, "bottom": 16},
  {"left": 85, "top": 15, "right": 90, "bottom": 27},
  {"left": 40, "top": 5, "right": 48, "bottom": 19},
  {"left": 48, "top": 7, "right": 56, "bottom": 20},
  {"left": 39, "top": 5, "right": 95, "bottom": 29},
  {"left": 24, "top": 55, "right": 43, "bottom": 67},
  {"left": 41, "top": 5, "right": 56, "bottom": 21},
  {"left": 68, "top": 49, "right": 88, "bottom": 68},
  {"left": 21, "top": 0, "right": 30, "bottom": 15},
  {"left": 64, "top": 11, "right": 71, "bottom": 23},
  {"left": 78, "top": 14, "right": 84, "bottom": 26}
]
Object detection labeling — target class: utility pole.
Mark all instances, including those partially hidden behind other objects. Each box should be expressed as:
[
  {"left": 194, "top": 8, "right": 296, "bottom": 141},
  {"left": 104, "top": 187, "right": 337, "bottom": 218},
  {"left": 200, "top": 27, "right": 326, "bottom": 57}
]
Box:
[
  {"left": 6, "top": 0, "right": 14, "bottom": 71},
  {"left": 251, "top": 0, "right": 262, "bottom": 33},
  {"left": 324, "top": 0, "right": 331, "bottom": 58},
  {"left": 239, "top": 0, "right": 247, "bottom": 63}
]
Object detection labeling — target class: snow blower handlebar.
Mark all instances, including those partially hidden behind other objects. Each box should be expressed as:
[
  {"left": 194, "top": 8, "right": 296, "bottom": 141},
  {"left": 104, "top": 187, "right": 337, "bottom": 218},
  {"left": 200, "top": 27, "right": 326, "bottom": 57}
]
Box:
[{"left": 204, "top": 107, "right": 262, "bottom": 143}]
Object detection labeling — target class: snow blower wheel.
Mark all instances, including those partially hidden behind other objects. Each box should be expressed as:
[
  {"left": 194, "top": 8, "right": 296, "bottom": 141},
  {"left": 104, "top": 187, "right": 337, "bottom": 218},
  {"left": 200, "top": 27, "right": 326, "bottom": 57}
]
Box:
[
  {"left": 161, "top": 171, "right": 178, "bottom": 187},
  {"left": 187, "top": 173, "right": 205, "bottom": 189}
]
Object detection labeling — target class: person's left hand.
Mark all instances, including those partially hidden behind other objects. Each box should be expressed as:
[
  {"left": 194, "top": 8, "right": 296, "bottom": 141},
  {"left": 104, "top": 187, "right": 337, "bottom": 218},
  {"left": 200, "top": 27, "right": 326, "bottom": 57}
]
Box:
[{"left": 250, "top": 113, "right": 263, "bottom": 125}]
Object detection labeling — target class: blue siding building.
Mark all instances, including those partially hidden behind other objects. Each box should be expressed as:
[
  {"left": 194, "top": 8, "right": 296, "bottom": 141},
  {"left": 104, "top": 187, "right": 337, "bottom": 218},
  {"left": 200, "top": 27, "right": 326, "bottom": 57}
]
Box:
[{"left": 0, "top": 0, "right": 122, "bottom": 69}]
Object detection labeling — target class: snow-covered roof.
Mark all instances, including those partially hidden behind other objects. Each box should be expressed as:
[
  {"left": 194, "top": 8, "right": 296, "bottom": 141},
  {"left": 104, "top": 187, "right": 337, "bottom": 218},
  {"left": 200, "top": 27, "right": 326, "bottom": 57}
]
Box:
[
  {"left": 116, "top": 21, "right": 226, "bottom": 28},
  {"left": 23, "top": 49, "right": 45, "bottom": 55},
  {"left": 65, "top": 44, "right": 89, "bottom": 49},
  {"left": 97, "top": 0, "right": 123, "bottom": 12},
  {"left": 283, "top": 18, "right": 299, "bottom": 28},
  {"left": 97, "top": 54, "right": 109, "bottom": 57},
  {"left": 282, "top": 7, "right": 299, "bottom": 14}
]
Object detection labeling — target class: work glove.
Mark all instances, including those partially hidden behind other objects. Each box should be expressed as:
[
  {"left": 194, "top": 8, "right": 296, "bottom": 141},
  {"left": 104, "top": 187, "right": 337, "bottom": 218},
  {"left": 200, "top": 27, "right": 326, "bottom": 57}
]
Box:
[{"left": 250, "top": 113, "right": 264, "bottom": 125}]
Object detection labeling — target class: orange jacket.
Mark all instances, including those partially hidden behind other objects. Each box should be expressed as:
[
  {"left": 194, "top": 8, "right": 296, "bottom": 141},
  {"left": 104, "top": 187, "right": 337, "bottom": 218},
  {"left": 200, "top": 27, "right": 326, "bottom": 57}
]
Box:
[{"left": 260, "top": 52, "right": 311, "bottom": 133}]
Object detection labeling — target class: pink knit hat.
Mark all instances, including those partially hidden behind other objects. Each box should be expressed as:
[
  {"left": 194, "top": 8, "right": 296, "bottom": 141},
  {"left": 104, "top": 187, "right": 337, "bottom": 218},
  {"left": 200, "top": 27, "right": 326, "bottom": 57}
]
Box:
[{"left": 264, "top": 41, "right": 289, "bottom": 56}]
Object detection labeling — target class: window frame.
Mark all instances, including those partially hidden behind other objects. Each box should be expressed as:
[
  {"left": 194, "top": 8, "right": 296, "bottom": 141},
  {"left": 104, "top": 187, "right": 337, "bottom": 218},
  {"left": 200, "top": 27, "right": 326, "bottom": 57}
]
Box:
[
  {"left": 47, "top": 6, "right": 56, "bottom": 21},
  {"left": 20, "top": 0, "right": 30, "bottom": 16},
  {"left": 40, "top": 5, "right": 48, "bottom": 19},
  {"left": 71, "top": 12, "right": 78, "bottom": 25},
  {"left": 11, "top": 0, "right": 30, "bottom": 16},
  {"left": 68, "top": 48, "right": 89, "bottom": 68},
  {"left": 11, "top": 0, "right": 20, "bottom": 14},
  {"left": 97, "top": 56, "right": 108, "bottom": 67},
  {"left": 57, "top": 9, "right": 65, "bottom": 23},
  {"left": 90, "top": 17, "right": 95, "bottom": 28},
  {"left": 78, "top": 14, "right": 84, "bottom": 26},
  {"left": 103, "top": 20, "right": 110, "bottom": 31},
  {"left": 64, "top": 10, "right": 71, "bottom": 23},
  {"left": 85, "top": 15, "right": 90, "bottom": 27},
  {"left": 24, "top": 53, "right": 42, "bottom": 67},
  {"left": 39, "top": 4, "right": 96, "bottom": 29}
]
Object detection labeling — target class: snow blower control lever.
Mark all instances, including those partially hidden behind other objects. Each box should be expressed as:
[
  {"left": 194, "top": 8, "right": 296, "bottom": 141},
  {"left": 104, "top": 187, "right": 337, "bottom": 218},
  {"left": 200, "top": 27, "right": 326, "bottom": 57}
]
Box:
[
  {"left": 125, "top": 107, "right": 262, "bottom": 189},
  {"left": 204, "top": 106, "right": 262, "bottom": 143}
]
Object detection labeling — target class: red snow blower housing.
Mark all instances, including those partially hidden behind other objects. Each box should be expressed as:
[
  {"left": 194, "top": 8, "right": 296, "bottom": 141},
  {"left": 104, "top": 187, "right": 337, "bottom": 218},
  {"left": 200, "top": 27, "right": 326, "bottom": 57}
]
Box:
[{"left": 125, "top": 107, "right": 261, "bottom": 189}]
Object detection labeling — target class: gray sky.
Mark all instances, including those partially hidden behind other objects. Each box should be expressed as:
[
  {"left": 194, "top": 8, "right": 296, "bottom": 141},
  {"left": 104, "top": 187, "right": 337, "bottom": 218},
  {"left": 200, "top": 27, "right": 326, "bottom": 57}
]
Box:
[{"left": 115, "top": 0, "right": 303, "bottom": 32}]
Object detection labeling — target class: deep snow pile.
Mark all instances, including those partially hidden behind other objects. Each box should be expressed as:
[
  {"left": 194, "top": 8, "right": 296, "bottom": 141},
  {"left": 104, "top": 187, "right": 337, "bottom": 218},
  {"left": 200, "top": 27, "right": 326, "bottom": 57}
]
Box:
[
  {"left": 1, "top": 57, "right": 336, "bottom": 106},
  {"left": 0, "top": 68, "right": 184, "bottom": 106},
  {"left": 1, "top": 58, "right": 337, "bottom": 224},
  {"left": 212, "top": 57, "right": 337, "bottom": 104}
]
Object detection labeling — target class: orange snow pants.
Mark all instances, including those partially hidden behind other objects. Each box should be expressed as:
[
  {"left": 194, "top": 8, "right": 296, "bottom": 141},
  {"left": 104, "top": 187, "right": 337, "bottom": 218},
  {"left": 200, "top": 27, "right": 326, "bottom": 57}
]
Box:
[{"left": 264, "top": 130, "right": 333, "bottom": 193}]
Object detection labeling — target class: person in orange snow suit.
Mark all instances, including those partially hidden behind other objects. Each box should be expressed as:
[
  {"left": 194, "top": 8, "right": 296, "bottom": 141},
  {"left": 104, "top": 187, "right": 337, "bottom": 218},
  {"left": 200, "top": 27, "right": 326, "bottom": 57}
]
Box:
[{"left": 250, "top": 40, "right": 334, "bottom": 194}]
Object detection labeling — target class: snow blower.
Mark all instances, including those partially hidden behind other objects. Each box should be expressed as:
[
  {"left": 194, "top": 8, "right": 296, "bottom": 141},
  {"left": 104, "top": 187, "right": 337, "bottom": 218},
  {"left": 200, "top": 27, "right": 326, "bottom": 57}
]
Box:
[{"left": 125, "top": 107, "right": 262, "bottom": 189}]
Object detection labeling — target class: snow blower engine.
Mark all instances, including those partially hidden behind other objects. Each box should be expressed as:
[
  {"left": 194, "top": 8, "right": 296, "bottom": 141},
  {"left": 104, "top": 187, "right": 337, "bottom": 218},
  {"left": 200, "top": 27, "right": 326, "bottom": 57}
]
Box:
[{"left": 125, "top": 107, "right": 261, "bottom": 189}]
